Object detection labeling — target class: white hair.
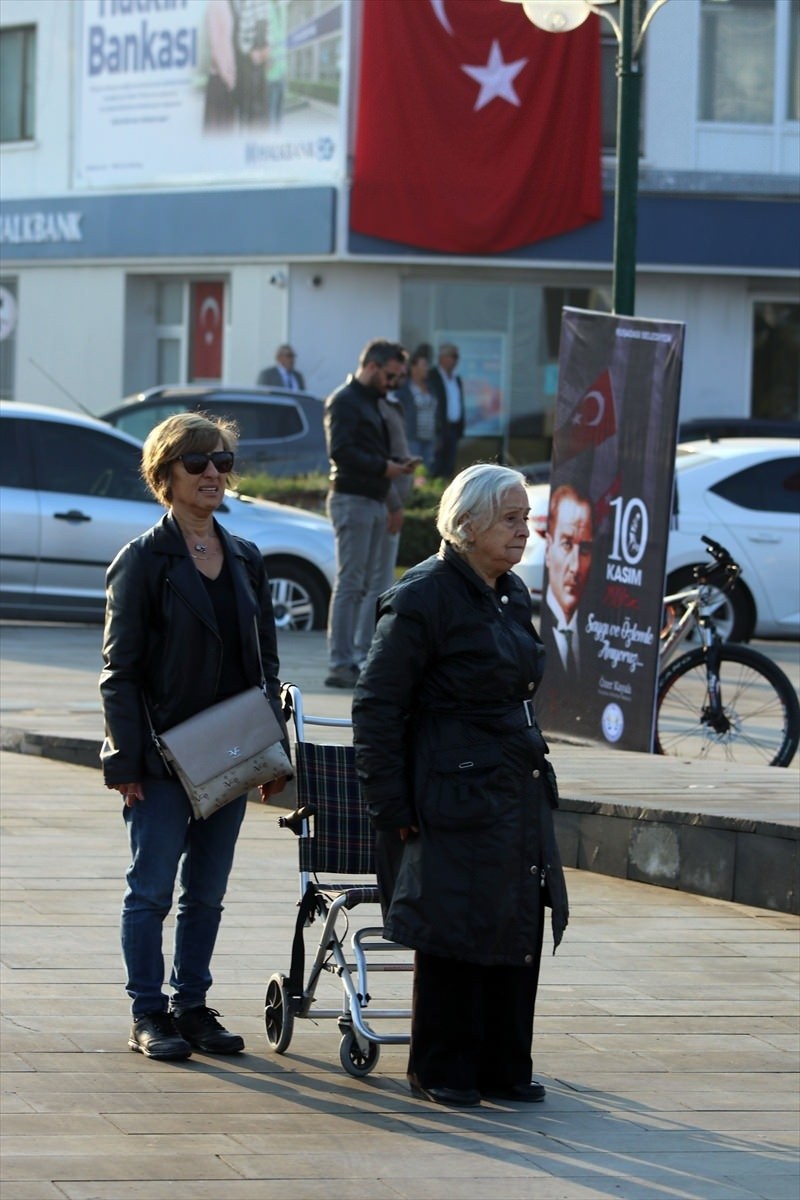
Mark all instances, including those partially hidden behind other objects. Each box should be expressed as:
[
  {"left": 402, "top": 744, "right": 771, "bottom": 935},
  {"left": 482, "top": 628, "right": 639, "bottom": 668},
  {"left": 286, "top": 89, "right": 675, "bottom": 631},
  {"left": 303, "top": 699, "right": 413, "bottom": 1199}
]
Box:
[{"left": 437, "top": 463, "right": 527, "bottom": 548}]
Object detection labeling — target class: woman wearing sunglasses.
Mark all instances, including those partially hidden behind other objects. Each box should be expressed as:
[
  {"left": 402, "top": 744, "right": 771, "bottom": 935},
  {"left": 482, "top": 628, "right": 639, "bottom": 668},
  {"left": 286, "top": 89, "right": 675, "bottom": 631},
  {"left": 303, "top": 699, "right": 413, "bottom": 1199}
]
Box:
[{"left": 99, "top": 411, "right": 289, "bottom": 1062}]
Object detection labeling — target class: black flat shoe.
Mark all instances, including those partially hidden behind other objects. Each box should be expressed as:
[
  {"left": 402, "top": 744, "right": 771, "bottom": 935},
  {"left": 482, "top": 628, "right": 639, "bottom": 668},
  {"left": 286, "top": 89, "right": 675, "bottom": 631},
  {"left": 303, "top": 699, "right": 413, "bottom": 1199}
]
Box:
[
  {"left": 128, "top": 1011, "right": 192, "bottom": 1061},
  {"left": 482, "top": 1081, "right": 546, "bottom": 1102},
  {"left": 409, "top": 1077, "right": 481, "bottom": 1107},
  {"left": 172, "top": 1006, "right": 244, "bottom": 1054}
]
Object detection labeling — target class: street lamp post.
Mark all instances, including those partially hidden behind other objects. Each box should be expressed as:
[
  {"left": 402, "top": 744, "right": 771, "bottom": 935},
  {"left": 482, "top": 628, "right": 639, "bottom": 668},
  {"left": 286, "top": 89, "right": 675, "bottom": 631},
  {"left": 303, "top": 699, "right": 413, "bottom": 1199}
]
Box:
[{"left": 504, "top": 0, "right": 669, "bottom": 316}]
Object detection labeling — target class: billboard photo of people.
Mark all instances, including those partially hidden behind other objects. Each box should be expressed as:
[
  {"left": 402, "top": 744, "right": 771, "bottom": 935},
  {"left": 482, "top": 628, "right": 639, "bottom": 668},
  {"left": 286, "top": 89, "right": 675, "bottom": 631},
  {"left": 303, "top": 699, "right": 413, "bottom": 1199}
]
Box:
[{"left": 75, "top": 0, "right": 344, "bottom": 188}]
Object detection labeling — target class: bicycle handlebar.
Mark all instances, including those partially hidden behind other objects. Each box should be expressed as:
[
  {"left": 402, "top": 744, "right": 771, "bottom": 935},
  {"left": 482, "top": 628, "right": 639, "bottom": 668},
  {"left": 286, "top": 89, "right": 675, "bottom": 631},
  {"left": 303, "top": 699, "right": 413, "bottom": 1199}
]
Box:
[{"left": 693, "top": 536, "right": 741, "bottom": 590}]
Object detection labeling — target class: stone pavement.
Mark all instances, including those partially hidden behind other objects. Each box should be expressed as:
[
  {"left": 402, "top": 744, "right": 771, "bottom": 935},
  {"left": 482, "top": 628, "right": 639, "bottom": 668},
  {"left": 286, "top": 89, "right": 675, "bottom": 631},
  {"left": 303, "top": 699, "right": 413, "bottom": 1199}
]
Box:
[
  {"left": 2, "top": 623, "right": 798, "bottom": 914},
  {"left": 1, "top": 621, "right": 799, "bottom": 1198},
  {"left": 1, "top": 749, "right": 799, "bottom": 1200}
]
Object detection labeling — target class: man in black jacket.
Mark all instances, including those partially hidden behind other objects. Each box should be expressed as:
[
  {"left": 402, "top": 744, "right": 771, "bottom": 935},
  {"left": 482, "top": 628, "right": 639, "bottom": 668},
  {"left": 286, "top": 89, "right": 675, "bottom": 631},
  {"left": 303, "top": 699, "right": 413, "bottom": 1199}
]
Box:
[
  {"left": 428, "top": 343, "right": 464, "bottom": 479},
  {"left": 323, "top": 338, "right": 415, "bottom": 688}
]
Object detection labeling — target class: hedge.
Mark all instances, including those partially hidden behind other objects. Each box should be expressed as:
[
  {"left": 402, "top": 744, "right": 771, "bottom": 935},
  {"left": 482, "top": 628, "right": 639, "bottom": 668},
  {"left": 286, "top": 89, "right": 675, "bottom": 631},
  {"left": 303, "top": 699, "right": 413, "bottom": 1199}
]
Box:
[{"left": 236, "top": 471, "right": 446, "bottom": 567}]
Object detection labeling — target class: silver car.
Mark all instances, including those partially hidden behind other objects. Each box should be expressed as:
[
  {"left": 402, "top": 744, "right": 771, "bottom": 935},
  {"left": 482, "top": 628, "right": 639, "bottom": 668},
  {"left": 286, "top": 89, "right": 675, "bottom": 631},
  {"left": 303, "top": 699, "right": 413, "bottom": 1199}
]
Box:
[{"left": 0, "top": 402, "right": 335, "bottom": 629}]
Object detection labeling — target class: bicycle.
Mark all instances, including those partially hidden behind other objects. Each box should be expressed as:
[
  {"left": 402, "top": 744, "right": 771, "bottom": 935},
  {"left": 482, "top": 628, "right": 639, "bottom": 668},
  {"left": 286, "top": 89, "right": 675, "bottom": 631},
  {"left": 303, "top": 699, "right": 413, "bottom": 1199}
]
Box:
[{"left": 655, "top": 536, "right": 800, "bottom": 767}]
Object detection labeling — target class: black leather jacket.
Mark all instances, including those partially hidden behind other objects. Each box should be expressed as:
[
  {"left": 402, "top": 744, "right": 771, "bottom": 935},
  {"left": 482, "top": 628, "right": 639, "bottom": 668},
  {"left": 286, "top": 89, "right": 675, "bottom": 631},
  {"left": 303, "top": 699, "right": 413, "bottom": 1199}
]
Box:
[
  {"left": 324, "top": 374, "right": 391, "bottom": 500},
  {"left": 99, "top": 512, "right": 282, "bottom": 785}
]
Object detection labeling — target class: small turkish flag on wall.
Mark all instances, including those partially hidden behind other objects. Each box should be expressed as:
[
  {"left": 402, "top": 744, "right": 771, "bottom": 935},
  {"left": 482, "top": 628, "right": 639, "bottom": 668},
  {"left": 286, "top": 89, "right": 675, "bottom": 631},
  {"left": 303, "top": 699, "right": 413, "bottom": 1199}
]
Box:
[
  {"left": 350, "top": 0, "right": 602, "bottom": 254},
  {"left": 190, "top": 281, "right": 224, "bottom": 381}
]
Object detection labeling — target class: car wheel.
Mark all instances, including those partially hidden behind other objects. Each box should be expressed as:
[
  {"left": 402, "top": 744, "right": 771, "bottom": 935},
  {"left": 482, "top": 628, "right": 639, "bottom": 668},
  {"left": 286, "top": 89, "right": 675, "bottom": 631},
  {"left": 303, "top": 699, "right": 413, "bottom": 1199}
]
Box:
[
  {"left": 264, "top": 557, "right": 329, "bottom": 632},
  {"left": 666, "top": 567, "right": 754, "bottom": 644}
]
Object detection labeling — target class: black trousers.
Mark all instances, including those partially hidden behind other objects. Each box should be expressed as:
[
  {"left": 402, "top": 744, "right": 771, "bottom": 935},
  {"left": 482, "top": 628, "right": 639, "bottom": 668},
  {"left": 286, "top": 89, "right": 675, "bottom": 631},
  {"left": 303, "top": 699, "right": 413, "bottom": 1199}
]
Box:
[{"left": 407, "top": 912, "right": 545, "bottom": 1093}]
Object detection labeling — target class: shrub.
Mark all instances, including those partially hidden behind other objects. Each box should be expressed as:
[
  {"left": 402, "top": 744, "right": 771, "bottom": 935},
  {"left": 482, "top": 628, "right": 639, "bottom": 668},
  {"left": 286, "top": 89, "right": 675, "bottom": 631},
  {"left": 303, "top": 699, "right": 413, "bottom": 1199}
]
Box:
[{"left": 236, "top": 470, "right": 447, "bottom": 566}]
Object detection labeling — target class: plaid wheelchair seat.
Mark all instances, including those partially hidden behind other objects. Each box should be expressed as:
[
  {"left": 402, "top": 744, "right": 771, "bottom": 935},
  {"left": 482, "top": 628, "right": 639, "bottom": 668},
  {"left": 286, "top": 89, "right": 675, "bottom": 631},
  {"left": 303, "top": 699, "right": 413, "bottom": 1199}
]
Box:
[{"left": 294, "top": 742, "right": 378, "bottom": 902}]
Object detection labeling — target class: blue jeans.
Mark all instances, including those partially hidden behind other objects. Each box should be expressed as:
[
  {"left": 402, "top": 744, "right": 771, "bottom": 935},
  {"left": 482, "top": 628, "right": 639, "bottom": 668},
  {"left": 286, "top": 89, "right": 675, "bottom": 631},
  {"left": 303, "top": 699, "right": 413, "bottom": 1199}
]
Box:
[
  {"left": 326, "top": 492, "right": 389, "bottom": 671},
  {"left": 121, "top": 777, "right": 247, "bottom": 1017}
]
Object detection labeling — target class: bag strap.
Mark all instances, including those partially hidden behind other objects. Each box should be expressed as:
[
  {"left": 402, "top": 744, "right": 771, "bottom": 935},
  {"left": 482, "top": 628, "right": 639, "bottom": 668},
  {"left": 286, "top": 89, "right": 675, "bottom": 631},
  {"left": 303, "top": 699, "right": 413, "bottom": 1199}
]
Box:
[
  {"left": 253, "top": 614, "right": 268, "bottom": 693},
  {"left": 287, "top": 881, "right": 319, "bottom": 1011}
]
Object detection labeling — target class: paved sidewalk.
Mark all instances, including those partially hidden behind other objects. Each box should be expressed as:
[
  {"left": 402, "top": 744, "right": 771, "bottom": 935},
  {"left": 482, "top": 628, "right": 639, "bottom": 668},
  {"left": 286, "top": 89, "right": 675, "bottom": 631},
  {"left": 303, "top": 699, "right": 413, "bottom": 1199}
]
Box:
[
  {"left": 2, "top": 623, "right": 798, "bottom": 913},
  {"left": 2, "top": 749, "right": 799, "bottom": 1200}
]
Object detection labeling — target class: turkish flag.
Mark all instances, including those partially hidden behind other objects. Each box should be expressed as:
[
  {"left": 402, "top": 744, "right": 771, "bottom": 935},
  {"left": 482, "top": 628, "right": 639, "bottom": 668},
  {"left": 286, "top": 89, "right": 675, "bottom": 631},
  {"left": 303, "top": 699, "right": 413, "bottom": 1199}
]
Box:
[
  {"left": 350, "top": 0, "right": 602, "bottom": 254},
  {"left": 553, "top": 368, "right": 617, "bottom": 462},
  {"left": 190, "top": 281, "right": 224, "bottom": 381}
]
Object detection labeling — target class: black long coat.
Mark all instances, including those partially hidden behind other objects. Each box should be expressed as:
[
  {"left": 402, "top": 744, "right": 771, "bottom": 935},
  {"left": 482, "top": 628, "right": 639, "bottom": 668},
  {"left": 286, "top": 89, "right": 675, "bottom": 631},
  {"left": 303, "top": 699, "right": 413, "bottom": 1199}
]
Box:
[{"left": 352, "top": 544, "right": 568, "bottom": 966}]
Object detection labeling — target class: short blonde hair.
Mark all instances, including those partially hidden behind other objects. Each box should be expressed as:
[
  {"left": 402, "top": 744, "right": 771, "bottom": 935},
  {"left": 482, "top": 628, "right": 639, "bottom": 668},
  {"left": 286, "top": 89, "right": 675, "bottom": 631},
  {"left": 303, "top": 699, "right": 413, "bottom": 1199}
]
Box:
[
  {"left": 437, "top": 463, "right": 527, "bottom": 548},
  {"left": 141, "top": 411, "right": 238, "bottom": 506}
]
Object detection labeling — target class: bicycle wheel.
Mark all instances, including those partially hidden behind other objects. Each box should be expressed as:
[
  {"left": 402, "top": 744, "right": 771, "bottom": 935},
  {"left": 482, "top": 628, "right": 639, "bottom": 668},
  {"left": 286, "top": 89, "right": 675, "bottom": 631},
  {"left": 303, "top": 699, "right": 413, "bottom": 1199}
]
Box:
[{"left": 656, "top": 645, "right": 800, "bottom": 767}]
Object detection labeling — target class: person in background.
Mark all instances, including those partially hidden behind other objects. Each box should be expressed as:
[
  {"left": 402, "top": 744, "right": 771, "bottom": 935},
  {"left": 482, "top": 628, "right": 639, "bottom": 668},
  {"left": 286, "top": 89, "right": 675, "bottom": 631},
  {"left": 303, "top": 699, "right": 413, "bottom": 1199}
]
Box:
[
  {"left": 323, "top": 338, "right": 416, "bottom": 689},
  {"left": 258, "top": 344, "right": 305, "bottom": 390},
  {"left": 266, "top": 0, "right": 288, "bottom": 126},
  {"left": 100, "top": 412, "right": 289, "bottom": 1062},
  {"left": 353, "top": 360, "right": 419, "bottom": 664},
  {"left": 235, "top": 0, "right": 270, "bottom": 126},
  {"left": 428, "top": 342, "right": 464, "bottom": 479},
  {"left": 353, "top": 463, "right": 568, "bottom": 1108},
  {"left": 397, "top": 347, "right": 436, "bottom": 472},
  {"left": 202, "top": 0, "right": 237, "bottom": 130}
]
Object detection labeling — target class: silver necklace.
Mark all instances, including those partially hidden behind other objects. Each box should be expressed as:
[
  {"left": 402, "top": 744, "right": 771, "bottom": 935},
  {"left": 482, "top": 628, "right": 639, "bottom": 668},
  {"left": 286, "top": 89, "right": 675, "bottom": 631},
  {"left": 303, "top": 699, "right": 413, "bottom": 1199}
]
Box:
[{"left": 194, "top": 543, "right": 208, "bottom": 554}]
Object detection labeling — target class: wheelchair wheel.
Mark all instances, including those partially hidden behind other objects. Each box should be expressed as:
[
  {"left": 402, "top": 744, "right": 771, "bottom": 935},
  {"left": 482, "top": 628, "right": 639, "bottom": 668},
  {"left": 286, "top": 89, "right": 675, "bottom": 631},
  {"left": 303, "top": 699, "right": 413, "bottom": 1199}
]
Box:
[
  {"left": 339, "top": 1030, "right": 380, "bottom": 1077},
  {"left": 264, "top": 973, "right": 294, "bottom": 1053}
]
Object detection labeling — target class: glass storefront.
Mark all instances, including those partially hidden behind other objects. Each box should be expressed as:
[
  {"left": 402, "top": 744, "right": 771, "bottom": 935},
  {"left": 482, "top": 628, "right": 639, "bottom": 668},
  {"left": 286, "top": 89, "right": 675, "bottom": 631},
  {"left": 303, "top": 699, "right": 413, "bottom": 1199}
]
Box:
[{"left": 401, "top": 277, "right": 610, "bottom": 471}]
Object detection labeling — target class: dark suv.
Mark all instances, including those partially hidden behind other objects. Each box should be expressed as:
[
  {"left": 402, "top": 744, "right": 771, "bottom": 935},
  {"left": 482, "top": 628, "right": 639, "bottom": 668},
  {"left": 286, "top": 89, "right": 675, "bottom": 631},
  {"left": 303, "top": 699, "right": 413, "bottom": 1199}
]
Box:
[{"left": 102, "top": 385, "right": 327, "bottom": 477}]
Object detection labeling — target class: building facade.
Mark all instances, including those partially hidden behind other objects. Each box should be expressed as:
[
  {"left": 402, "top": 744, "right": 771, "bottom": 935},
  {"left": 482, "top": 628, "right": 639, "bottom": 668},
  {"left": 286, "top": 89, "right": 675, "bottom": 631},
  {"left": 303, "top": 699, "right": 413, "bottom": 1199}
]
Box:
[{"left": 1, "top": 0, "right": 798, "bottom": 467}]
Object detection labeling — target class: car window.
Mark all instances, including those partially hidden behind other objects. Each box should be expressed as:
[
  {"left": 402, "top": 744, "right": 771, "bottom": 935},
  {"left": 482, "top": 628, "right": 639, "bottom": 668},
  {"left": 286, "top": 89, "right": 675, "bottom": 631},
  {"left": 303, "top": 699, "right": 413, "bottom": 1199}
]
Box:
[
  {"left": 31, "top": 420, "right": 151, "bottom": 502},
  {"left": 112, "top": 403, "right": 185, "bottom": 441},
  {"left": 710, "top": 458, "right": 800, "bottom": 514},
  {"left": 0, "top": 417, "right": 34, "bottom": 488},
  {"left": 204, "top": 400, "right": 304, "bottom": 440}
]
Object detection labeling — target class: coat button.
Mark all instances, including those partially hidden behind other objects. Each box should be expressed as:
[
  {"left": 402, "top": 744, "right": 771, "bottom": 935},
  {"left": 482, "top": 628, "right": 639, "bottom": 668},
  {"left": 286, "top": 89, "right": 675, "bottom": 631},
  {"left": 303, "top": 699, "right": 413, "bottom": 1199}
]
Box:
[
  {"left": 530, "top": 865, "right": 538, "bottom": 875},
  {"left": 528, "top": 681, "right": 535, "bottom": 692},
  {"left": 532, "top": 769, "right": 540, "bottom": 779},
  {"left": 524, "top": 954, "right": 533, "bottom": 964},
  {"left": 501, "top": 594, "right": 509, "bottom": 604}
]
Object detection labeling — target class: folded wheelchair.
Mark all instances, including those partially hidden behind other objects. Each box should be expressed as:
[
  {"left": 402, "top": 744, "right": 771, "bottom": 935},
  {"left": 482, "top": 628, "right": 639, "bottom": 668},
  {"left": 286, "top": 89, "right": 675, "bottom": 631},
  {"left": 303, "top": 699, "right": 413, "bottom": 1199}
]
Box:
[{"left": 263, "top": 683, "right": 411, "bottom": 1077}]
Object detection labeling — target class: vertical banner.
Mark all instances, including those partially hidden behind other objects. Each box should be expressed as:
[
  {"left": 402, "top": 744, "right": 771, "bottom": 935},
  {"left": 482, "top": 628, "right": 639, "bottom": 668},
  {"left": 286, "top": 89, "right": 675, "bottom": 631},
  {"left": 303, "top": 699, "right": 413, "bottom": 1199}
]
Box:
[{"left": 536, "top": 308, "right": 685, "bottom": 752}]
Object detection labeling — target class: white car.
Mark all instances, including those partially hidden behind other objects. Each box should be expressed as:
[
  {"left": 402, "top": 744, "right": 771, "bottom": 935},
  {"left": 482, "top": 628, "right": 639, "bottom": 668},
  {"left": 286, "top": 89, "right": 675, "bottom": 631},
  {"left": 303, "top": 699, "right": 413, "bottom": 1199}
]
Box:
[
  {"left": 513, "top": 438, "right": 800, "bottom": 640},
  {"left": 0, "top": 402, "right": 335, "bottom": 630}
]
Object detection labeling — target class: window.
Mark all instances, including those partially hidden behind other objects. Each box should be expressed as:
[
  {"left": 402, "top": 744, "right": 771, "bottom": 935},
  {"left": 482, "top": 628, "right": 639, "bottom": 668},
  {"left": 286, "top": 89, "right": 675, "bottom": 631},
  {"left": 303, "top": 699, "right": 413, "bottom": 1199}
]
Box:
[
  {"left": 0, "top": 25, "right": 36, "bottom": 142},
  {"left": 32, "top": 422, "right": 150, "bottom": 503},
  {"left": 0, "top": 417, "right": 33, "bottom": 489},
  {"left": 207, "top": 400, "right": 305, "bottom": 441},
  {"left": 0, "top": 280, "right": 18, "bottom": 399},
  {"left": 751, "top": 301, "right": 800, "bottom": 421},
  {"left": 400, "top": 278, "right": 610, "bottom": 465},
  {"left": 711, "top": 458, "right": 800, "bottom": 513},
  {"left": 699, "top": 0, "right": 800, "bottom": 124},
  {"left": 113, "top": 403, "right": 186, "bottom": 442}
]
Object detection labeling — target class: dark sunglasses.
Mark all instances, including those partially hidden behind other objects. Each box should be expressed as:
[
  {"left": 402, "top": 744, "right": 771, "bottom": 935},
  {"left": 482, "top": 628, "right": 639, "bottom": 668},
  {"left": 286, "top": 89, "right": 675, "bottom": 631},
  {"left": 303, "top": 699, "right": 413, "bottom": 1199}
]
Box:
[{"left": 178, "top": 451, "right": 235, "bottom": 475}]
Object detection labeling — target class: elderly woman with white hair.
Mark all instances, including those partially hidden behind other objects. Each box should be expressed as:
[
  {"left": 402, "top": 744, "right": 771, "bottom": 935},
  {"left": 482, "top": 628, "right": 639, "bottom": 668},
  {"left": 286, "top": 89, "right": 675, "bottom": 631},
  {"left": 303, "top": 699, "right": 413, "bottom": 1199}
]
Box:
[{"left": 353, "top": 463, "right": 568, "bottom": 1109}]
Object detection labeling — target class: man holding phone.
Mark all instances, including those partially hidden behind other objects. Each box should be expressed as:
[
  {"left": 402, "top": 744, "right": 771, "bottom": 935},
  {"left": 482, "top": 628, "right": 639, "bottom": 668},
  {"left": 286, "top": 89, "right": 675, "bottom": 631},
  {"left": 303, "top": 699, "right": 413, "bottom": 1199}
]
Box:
[{"left": 323, "top": 339, "right": 416, "bottom": 689}]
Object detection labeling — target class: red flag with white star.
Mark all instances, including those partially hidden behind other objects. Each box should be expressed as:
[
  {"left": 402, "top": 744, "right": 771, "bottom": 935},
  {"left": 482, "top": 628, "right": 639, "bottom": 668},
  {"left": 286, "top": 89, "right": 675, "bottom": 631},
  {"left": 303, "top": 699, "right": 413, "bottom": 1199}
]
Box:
[{"left": 350, "top": 0, "right": 602, "bottom": 254}]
